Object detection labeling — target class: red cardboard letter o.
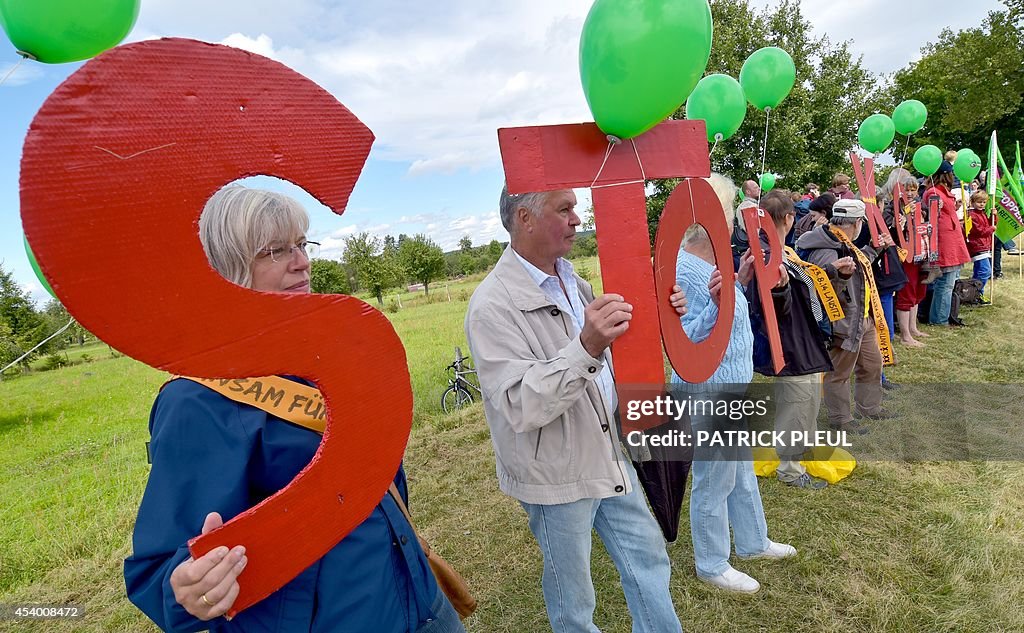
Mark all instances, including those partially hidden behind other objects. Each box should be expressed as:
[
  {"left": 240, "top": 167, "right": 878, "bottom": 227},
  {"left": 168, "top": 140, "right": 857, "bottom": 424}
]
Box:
[
  {"left": 19, "top": 39, "right": 412, "bottom": 616},
  {"left": 654, "top": 178, "right": 736, "bottom": 383}
]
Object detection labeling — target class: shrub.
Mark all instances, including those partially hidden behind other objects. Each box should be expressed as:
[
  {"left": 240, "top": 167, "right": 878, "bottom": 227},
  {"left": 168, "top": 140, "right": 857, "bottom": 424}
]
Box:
[{"left": 42, "top": 353, "right": 68, "bottom": 371}]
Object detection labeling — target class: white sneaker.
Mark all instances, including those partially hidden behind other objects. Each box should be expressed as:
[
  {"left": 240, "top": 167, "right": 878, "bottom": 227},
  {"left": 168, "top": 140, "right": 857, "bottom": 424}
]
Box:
[
  {"left": 739, "top": 541, "right": 797, "bottom": 560},
  {"left": 700, "top": 566, "right": 760, "bottom": 594}
]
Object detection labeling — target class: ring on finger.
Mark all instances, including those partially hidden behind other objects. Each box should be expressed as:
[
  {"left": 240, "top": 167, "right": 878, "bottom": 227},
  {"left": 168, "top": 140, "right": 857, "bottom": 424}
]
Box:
[{"left": 201, "top": 593, "right": 214, "bottom": 607}]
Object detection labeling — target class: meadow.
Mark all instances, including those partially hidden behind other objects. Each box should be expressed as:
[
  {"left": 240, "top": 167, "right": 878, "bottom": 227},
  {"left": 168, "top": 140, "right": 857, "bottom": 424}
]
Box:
[{"left": 2, "top": 256, "right": 1023, "bottom": 632}]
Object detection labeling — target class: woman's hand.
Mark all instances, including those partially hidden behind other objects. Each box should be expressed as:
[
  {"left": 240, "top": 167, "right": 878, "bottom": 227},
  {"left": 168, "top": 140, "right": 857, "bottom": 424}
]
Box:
[
  {"left": 736, "top": 251, "right": 755, "bottom": 286},
  {"left": 709, "top": 269, "right": 725, "bottom": 307},
  {"left": 170, "top": 512, "right": 247, "bottom": 621},
  {"left": 669, "top": 285, "right": 688, "bottom": 316}
]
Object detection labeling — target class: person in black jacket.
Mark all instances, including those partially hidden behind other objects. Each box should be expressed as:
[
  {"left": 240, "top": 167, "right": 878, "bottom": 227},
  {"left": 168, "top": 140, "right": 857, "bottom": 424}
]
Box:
[{"left": 749, "top": 191, "right": 836, "bottom": 489}]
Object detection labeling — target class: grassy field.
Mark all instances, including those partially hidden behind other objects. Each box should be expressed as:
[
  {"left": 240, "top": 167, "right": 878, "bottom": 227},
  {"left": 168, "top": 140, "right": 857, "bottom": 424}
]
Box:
[{"left": 1, "top": 258, "right": 1023, "bottom": 632}]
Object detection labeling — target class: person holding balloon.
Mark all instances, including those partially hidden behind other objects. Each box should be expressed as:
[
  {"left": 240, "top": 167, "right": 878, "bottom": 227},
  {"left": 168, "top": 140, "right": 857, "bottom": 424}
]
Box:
[
  {"left": 124, "top": 187, "right": 466, "bottom": 633},
  {"left": 921, "top": 162, "right": 971, "bottom": 326}
]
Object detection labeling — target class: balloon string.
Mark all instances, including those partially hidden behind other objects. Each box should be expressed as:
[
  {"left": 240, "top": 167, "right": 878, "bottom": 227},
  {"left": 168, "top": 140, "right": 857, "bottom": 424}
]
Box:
[
  {"left": 756, "top": 106, "right": 771, "bottom": 210},
  {"left": 898, "top": 134, "right": 911, "bottom": 170},
  {"left": 0, "top": 56, "right": 26, "bottom": 89},
  {"left": 590, "top": 137, "right": 648, "bottom": 189}
]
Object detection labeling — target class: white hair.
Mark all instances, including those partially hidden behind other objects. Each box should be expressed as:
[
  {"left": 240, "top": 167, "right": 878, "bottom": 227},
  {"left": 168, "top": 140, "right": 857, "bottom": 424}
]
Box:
[
  {"left": 681, "top": 173, "right": 738, "bottom": 247},
  {"left": 198, "top": 185, "right": 309, "bottom": 288}
]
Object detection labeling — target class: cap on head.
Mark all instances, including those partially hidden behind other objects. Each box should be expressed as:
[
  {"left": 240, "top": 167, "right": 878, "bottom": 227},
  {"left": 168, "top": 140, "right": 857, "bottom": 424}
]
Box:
[{"left": 831, "top": 199, "right": 866, "bottom": 219}]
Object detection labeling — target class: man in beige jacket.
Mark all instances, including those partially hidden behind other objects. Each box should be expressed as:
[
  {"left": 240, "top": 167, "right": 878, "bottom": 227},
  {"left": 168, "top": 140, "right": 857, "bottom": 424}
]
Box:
[{"left": 465, "top": 186, "right": 685, "bottom": 633}]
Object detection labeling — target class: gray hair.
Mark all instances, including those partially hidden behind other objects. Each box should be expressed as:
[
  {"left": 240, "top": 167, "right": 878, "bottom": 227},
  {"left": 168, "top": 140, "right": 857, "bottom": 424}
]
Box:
[
  {"left": 829, "top": 216, "right": 860, "bottom": 227},
  {"left": 878, "top": 168, "right": 918, "bottom": 206},
  {"left": 499, "top": 185, "right": 547, "bottom": 234},
  {"left": 682, "top": 173, "right": 738, "bottom": 248},
  {"left": 198, "top": 185, "right": 309, "bottom": 288}
]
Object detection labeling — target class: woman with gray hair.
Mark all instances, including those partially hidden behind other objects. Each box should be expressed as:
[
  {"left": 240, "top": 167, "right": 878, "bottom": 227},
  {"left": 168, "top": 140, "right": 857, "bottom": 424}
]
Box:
[
  {"left": 124, "top": 186, "right": 465, "bottom": 633},
  {"left": 879, "top": 169, "right": 930, "bottom": 346}
]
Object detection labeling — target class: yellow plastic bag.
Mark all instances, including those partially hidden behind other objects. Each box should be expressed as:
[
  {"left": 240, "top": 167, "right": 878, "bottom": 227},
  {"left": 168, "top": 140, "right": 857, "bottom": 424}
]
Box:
[{"left": 752, "top": 446, "right": 856, "bottom": 484}]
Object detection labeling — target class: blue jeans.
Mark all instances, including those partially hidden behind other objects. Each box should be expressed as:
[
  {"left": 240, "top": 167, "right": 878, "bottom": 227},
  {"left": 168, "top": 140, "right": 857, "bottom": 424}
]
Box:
[
  {"left": 689, "top": 411, "right": 771, "bottom": 578},
  {"left": 417, "top": 590, "right": 466, "bottom": 633},
  {"left": 972, "top": 258, "right": 992, "bottom": 293},
  {"left": 519, "top": 464, "right": 682, "bottom": 633},
  {"left": 880, "top": 292, "right": 895, "bottom": 343},
  {"left": 929, "top": 268, "right": 960, "bottom": 324}
]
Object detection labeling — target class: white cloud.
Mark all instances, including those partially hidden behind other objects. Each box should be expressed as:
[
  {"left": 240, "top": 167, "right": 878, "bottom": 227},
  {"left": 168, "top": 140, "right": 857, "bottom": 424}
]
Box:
[{"left": 220, "top": 33, "right": 277, "bottom": 58}]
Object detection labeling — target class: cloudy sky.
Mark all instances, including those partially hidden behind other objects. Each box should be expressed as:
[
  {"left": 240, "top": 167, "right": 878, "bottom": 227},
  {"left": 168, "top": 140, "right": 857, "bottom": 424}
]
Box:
[{"left": 0, "top": 0, "right": 1005, "bottom": 303}]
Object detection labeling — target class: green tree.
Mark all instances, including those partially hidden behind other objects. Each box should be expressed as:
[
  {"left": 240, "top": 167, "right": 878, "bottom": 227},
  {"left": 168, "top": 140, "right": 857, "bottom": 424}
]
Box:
[
  {"left": 486, "top": 239, "right": 503, "bottom": 261},
  {"left": 458, "top": 236, "right": 473, "bottom": 252},
  {"left": 399, "top": 234, "right": 446, "bottom": 295},
  {"left": 309, "top": 258, "right": 351, "bottom": 295},
  {"left": 645, "top": 0, "right": 887, "bottom": 247},
  {"left": 342, "top": 233, "right": 403, "bottom": 306},
  {"left": 893, "top": 3, "right": 1024, "bottom": 155}
]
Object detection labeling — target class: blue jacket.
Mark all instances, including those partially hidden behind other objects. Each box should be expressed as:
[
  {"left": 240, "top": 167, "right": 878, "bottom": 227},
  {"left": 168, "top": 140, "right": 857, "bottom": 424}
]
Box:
[{"left": 124, "top": 378, "right": 440, "bottom": 632}]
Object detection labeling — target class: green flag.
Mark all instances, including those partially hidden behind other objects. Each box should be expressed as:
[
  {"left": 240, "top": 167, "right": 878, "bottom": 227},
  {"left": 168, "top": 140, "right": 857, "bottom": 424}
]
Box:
[{"left": 994, "top": 147, "right": 1024, "bottom": 243}]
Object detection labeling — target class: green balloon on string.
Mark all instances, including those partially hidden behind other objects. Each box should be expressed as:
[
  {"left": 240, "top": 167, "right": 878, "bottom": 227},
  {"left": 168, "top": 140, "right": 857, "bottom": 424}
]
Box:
[
  {"left": 0, "top": 0, "right": 139, "bottom": 64},
  {"left": 759, "top": 173, "right": 776, "bottom": 192},
  {"left": 891, "top": 99, "right": 927, "bottom": 135},
  {"left": 912, "top": 145, "right": 942, "bottom": 176},
  {"left": 23, "top": 235, "right": 55, "bottom": 298},
  {"left": 686, "top": 73, "right": 747, "bottom": 142},
  {"left": 953, "top": 149, "right": 981, "bottom": 182},
  {"left": 579, "top": 0, "right": 713, "bottom": 139},
  {"left": 739, "top": 47, "right": 795, "bottom": 111},
  {"left": 858, "top": 114, "right": 896, "bottom": 154}
]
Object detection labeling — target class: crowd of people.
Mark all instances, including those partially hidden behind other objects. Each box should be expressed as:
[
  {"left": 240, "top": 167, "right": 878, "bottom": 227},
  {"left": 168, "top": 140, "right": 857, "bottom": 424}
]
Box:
[{"left": 123, "top": 159, "right": 1013, "bottom": 631}]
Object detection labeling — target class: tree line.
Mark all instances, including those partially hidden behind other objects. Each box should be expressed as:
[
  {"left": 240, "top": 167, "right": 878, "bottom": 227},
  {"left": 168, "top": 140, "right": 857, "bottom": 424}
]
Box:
[{"left": 0, "top": 264, "right": 89, "bottom": 372}]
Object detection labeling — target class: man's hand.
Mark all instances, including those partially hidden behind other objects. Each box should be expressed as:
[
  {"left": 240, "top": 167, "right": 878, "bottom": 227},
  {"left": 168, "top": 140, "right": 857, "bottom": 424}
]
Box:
[
  {"left": 669, "top": 285, "right": 687, "bottom": 316},
  {"left": 736, "top": 250, "right": 755, "bottom": 286},
  {"left": 709, "top": 269, "right": 726, "bottom": 307},
  {"left": 774, "top": 264, "right": 789, "bottom": 288},
  {"left": 834, "top": 256, "right": 856, "bottom": 277},
  {"left": 581, "top": 293, "right": 633, "bottom": 357},
  {"left": 170, "top": 512, "right": 247, "bottom": 621},
  {"left": 877, "top": 232, "right": 895, "bottom": 248}
]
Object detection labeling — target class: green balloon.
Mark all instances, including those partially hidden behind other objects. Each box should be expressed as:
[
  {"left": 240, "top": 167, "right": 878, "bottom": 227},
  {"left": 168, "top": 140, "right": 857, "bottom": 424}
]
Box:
[
  {"left": 912, "top": 145, "right": 942, "bottom": 176},
  {"left": 857, "top": 114, "right": 896, "bottom": 154},
  {"left": 759, "top": 173, "right": 776, "bottom": 192},
  {"left": 23, "top": 235, "right": 55, "bottom": 298},
  {"left": 739, "top": 47, "right": 796, "bottom": 111},
  {"left": 954, "top": 149, "right": 982, "bottom": 182},
  {"left": 892, "top": 99, "right": 927, "bottom": 135},
  {"left": 579, "top": 0, "right": 713, "bottom": 139},
  {"left": 0, "top": 0, "right": 139, "bottom": 64},
  {"left": 686, "top": 73, "right": 747, "bottom": 142}
]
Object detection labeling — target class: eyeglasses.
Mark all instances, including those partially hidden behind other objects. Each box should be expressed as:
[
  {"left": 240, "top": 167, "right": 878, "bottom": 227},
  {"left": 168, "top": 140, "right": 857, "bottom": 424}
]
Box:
[{"left": 256, "top": 240, "right": 320, "bottom": 263}]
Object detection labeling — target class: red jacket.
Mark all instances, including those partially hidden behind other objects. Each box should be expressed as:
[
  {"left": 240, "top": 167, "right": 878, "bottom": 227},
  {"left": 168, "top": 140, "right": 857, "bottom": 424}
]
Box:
[
  {"left": 922, "top": 185, "right": 970, "bottom": 267},
  {"left": 967, "top": 208, "right": 995, "bottom": 256}
]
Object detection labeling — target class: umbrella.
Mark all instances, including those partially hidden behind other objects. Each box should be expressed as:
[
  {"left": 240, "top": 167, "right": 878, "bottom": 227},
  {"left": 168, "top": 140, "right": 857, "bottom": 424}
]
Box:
[{"left": 629, "top": 413, "right": 693, "bottom": 543}]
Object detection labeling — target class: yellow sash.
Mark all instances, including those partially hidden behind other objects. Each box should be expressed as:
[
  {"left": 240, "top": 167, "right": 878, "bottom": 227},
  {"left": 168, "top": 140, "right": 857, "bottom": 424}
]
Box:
[
  {"left": 828, "top": 227, "right": 895, "bottom": 366},
  {"left": 178, "top": 375, "right": 326, "bottom": 433},
  {"left": 784, "top": 246, "right": 845, "bottom": 322}
]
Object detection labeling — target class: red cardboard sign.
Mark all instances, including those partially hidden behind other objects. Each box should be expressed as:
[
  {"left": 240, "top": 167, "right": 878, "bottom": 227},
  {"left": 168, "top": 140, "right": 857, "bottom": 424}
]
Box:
[
  {"left": 849, "top": 152, "right": 889, "bottom": 248},
  {"left": 19, "top": 38, "right": 412, "bottom": 616},
  {"left": 740, "top": 204, "right": 785, "bottom": 374},
  {"left": 498, "top": 121, "right": 717, "bottom": 430}
]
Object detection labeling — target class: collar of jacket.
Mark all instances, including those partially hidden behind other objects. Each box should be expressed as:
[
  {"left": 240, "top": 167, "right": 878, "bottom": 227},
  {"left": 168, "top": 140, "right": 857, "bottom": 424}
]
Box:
[{"left": 492, "top": 246, "right": 590, "bottom": 312}]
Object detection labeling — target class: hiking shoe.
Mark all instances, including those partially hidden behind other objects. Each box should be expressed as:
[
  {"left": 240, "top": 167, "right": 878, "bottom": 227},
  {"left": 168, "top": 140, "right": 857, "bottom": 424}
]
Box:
[
  {"left": 856, "top": 408, "right": 896, "bottom": 421},
  {"left": 700, "top": 567, "right": 760, "bottom": 594},
  {"left": 780, "top": 473, "right": 828, "bottom": 489},
  {"left": 948, "top": 317, "right": 967, "bottom": 327},
  {"left": 830, "top": 420, "right": 869, "bottom": 435},
  {"left": 881, "top": 379, "right": 900, "bottom": 391},
  {"left": 739, "top": 541, "right": 798, "bottom": 560}
]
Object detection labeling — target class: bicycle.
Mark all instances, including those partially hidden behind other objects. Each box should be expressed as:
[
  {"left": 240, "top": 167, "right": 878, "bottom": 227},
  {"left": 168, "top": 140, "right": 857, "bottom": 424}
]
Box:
[{"left": 441, "top": 346, "right": 481, "bottom": 413}]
